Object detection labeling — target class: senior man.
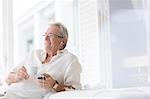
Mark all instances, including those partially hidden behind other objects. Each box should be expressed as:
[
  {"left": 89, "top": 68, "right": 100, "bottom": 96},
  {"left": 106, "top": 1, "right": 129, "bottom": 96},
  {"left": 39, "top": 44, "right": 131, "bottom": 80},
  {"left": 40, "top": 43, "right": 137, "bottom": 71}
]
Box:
[{"left": 5, "top": 22, "right": 82, "bottom": 99}]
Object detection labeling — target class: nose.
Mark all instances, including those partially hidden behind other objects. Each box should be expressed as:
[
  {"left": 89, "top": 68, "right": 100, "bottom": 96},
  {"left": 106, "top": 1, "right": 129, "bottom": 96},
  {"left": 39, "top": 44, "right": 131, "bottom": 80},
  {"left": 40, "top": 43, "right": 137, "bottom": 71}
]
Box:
[{"left": 44, "top": 35, "right": 49, "bottom": 41}]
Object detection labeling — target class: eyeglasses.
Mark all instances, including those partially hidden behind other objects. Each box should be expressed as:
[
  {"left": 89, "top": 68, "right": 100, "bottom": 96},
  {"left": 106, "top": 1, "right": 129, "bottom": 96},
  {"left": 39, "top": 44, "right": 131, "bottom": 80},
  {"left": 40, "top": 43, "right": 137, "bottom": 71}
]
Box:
[{"left": 43, "top": 33, "right": 64, "bottom": 39}]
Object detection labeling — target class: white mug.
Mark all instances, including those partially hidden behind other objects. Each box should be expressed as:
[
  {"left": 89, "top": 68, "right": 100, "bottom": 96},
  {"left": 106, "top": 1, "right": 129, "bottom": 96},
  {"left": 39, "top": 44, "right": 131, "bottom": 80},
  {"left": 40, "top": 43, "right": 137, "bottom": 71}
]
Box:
[{"left": 26, "top": 66, "right": 37, "bottom": 77}]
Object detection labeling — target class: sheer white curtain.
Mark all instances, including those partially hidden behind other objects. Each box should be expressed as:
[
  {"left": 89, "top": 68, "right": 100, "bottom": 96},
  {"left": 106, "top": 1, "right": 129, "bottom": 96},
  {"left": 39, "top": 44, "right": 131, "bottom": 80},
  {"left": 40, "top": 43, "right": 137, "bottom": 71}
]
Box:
[
  {"left": 109, "top": 0, "right": 150, "bottom": 88},
  {"left": 0, "top": 1, "right": 3, "bottom": 76},
  {"left": 0, "top": 0, "right": 14, "bottom": 77}
]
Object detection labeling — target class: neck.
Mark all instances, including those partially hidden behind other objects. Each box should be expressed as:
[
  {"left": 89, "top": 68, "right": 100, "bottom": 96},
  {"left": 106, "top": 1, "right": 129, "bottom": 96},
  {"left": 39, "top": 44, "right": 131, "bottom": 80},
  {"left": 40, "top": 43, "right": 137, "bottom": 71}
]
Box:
[
  {"left": 46, "top": 52, "right": 56, "bottom": 57},
  {"left": 42, "top": 50, "right": 57, "bottom": 64},
  {"left": 46, "top": 50, "right": 57, "bottom": 58}
]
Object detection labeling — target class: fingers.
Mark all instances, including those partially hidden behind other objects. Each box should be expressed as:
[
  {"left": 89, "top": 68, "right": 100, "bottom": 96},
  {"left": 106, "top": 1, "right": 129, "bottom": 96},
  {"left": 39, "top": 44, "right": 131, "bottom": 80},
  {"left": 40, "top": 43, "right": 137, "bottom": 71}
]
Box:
[
  {"left": 17, "top": 66, "right": 29, "bottom": 80},
  {"left": 43, "top": 73, "right": 50, "bottom": 78},
  {"left": 38, "top": 73, "right": 55, "bottom": 89},
  {"left": 38, "top": 77, "right": 50, "bottom": 85},
  {"left": 6, "top": 73, "right": 20, "bottom": 84},
  {"left": 43, "top": 73, "right": 53, "bottom": 80},
  {"left": 38, "top": 79, "right": 50, "bottom": 89},
  {"left": 21, "top": 66, "right": 27, "bottom": 72}
]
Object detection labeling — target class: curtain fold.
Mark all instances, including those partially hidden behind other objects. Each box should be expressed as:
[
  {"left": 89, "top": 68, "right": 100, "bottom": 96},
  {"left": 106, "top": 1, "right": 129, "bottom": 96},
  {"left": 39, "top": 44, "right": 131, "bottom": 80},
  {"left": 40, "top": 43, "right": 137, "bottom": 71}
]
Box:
[{"left": 2, "top": 0, "right": 14, "bottom": 74}]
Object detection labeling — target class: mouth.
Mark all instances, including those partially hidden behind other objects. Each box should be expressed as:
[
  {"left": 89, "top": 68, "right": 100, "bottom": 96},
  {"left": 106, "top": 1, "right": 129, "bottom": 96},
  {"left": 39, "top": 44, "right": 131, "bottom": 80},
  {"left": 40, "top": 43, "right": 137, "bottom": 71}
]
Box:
[{"left": 44, "top": 40, "right": 50, "bottom": 45}]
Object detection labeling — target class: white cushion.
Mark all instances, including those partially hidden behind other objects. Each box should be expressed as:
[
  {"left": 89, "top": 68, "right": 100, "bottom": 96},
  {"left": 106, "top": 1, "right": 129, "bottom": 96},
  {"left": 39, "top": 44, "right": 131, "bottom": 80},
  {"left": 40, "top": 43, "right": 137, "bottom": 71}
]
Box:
[{"left": 49, "top": 87, "right": 150, "bottom": 99}]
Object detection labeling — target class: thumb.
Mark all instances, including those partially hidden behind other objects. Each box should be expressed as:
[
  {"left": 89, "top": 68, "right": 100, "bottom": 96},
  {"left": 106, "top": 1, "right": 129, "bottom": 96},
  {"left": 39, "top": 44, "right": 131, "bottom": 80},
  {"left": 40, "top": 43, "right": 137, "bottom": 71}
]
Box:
[{"left": 22, "top": 66, "right": 27, "bottom": 71}]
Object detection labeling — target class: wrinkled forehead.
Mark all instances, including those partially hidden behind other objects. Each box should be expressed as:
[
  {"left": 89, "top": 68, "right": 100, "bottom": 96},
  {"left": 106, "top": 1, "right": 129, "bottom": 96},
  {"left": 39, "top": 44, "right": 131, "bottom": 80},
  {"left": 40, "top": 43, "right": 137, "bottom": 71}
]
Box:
[{"left": 46, "top": 25, "right": 62, "bottom": 35}]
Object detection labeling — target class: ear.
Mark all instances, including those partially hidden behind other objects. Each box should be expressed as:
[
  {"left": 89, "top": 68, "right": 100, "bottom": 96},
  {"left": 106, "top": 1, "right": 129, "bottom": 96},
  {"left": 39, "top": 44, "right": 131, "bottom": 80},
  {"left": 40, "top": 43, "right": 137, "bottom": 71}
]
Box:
[{"left": 59, "top": 41, "right": 65, "bottom": 50}]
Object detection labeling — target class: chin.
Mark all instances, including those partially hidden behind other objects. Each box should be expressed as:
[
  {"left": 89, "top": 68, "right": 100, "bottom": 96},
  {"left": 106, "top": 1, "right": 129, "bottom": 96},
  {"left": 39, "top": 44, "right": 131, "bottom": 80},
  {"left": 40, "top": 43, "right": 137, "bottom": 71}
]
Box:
[{"left": 44, "top": 45, "right": 48, "bottom": 50}]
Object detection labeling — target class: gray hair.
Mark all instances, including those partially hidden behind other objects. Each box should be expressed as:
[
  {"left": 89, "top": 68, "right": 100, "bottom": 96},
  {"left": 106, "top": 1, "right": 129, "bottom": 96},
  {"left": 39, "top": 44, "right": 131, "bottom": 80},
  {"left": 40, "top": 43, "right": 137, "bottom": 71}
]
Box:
[
  {"left": 49, "top": 22, "right": 68, "bottom": 49},
  {"left": 49, "top": 22, "right": 68, "bottom": 40}
]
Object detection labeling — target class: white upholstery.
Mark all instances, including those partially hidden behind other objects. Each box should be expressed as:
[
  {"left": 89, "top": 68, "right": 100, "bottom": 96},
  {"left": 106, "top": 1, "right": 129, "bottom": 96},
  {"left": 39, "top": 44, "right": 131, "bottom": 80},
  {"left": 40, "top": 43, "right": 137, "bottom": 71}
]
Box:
[{"left": 49, "top": 87, "right": 150, "bottom": 99}]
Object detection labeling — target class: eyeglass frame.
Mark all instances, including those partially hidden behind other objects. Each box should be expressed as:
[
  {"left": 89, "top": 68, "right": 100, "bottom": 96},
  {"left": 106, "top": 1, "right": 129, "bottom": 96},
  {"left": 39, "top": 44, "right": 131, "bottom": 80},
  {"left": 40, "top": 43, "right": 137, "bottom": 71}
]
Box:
[{"left": 43, "top": 33, "right": 65, "bottom": 39}]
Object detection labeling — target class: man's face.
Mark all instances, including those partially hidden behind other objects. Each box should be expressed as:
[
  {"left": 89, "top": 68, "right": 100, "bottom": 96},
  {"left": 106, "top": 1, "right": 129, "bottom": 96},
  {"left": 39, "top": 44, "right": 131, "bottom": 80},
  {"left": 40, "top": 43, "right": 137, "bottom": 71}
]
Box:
[{"left": 44, "top": 25, "right": 63, "bottom": 52}]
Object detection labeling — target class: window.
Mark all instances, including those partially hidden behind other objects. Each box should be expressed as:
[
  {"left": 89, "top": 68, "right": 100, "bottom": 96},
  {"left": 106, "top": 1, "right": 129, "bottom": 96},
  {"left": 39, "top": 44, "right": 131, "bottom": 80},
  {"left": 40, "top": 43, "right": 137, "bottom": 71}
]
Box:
[
  {"left": 79, "top": 0, "right": 150, "bottom": 88},
  {"left": 13, "top": 0, "right": 55, "bottom": 65},
  {"left": 78, "top": 0, "right": 106, "bottom": 87},
  {"left": 1, "top": 0, "right": 149, "bottom": 89},
  {"left": 109, "top": 0, "right": 150, "bottom": 88}
]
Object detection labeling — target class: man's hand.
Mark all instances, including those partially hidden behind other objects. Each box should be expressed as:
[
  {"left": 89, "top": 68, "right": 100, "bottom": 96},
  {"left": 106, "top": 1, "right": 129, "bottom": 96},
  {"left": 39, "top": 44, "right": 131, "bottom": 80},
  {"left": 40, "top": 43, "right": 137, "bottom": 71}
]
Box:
[
  {"left": 38, "top": 73, "right": 56, "bottom": 89},
  {"left": 6, "top": 66, "right": 29, "bottom": 85},
  {"left": 16, "top": 66, "right": 29, "bottom": 80}
]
